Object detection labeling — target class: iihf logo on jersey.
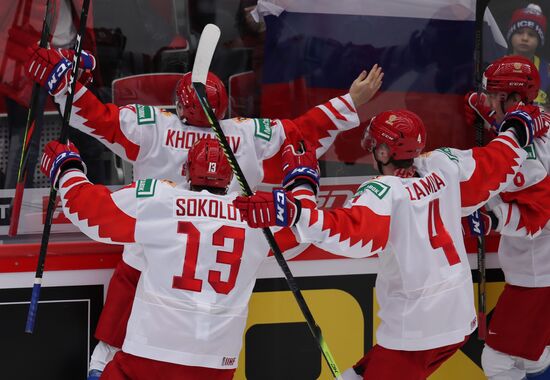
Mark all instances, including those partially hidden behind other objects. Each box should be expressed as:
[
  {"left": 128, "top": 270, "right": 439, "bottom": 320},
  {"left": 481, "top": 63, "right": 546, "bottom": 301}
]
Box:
[
  {"left": 208, "top": 162, "right": 217, "bottom": 172},
  {"left": 222, "top": 356, "right": 236, "bottom": 366}
]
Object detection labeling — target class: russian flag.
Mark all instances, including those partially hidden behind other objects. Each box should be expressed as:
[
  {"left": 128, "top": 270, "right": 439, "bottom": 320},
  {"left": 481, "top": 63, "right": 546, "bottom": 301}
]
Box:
[{"left": 257, "top": 0, "right": 506, "bottom": 164}]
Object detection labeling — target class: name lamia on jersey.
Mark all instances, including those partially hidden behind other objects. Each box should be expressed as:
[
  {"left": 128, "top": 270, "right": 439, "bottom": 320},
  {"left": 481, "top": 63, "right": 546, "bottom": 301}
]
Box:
[
  {"left": 164, "top": 129, "right": 241, "bottom": 152},
  {"left": 174, "top": 196, "right": 244, "bottom": 222},
  {"left": 405, "top": 172, "right": 446, "bottom": 201}
]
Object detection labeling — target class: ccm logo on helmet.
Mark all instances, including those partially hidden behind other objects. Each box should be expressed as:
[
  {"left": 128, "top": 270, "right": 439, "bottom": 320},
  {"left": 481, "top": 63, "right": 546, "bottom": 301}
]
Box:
[
  {"left": 381, "top": 132, "right": 396, "bottom": 141},
  {"left": 508, "top": 82, "right": 524, "bottom": 86}
]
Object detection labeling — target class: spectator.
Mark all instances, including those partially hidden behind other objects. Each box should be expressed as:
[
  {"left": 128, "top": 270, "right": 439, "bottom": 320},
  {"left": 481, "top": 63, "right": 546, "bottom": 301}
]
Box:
[{"left": 506, "top": 3, "right": 550, "bottom": 108}]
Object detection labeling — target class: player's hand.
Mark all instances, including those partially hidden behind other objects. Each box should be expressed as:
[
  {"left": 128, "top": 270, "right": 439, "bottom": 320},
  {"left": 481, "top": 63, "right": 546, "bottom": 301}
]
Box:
[
  {"left": 349, "top": 64, "right": 383, "bottom": 108},
  {"left": 233, "top": 189, "right": 301, "bottom": 228},
  {"left": 40, "top": 140, "right": 86, "bottom": 189},
  {"left": 462, "top": 209, "right": 497, "bottom": 236},
  {"left": 25, "top": 46, "right": 96, "bottom": 95},
  {"left": 498, "top": 104, "right": 540, "bottom": 147},
  {"left": 464, "top": 92, "right": 497, "bottom": 132},
  {"left": 505, "top": 104, "right": 549, "bottom": 139},
  {"left": 281, "top": 141, "right": 320, "bottom": 194}
]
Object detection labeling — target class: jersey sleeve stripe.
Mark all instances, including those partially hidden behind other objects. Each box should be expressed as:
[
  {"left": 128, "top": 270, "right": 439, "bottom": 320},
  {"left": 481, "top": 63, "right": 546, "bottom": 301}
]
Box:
[
  {"left": 60, "top": 174, "right": 136, "bottom": 244},
  {"left": 337, "top": 95, "right": 355, "bottom": 113},
  {"left": 323, "top": 100, "right": 348, "bottom": 122}
]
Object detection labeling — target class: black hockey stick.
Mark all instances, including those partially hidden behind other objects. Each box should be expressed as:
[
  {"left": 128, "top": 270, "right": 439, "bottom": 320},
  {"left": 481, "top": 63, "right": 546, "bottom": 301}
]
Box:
[
  {"left": 25, "top": 0, "right": 91, "bottom": 333},
  {"left": 472, "top": 0, "right": 491, "bottom": 341},
  {"left": 191, "top": 24, "right": 343, "bottom": 380},
  {"left": 8, "top": 0, "right": 57, "bottom": 237}
]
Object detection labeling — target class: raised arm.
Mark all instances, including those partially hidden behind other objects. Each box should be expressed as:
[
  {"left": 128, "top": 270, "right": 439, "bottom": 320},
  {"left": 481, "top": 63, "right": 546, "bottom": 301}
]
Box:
[
  {"left": 458, "top": 105, "right": 548, "bottom": 215},
  {"left": 290, "top": 64, "right": 383, "bottom": 156},
  {"left": 234, "top": 142, "right": 391, "bottom": 258},
  {"left": 40, "top": 140, "right": 137, "bottom": 244},
  {"left": 429, "top": 105, "right": 546, "bottom": 216},
  {"left": 457, "top": 131, "right": 526, "bottom": 215},
  {"left": 260, "top": 65, "right": 383, "bottom": 184},
  {"left": 26, "top": 47, "right": 146, "bottom": 162},
  {"left": 487, "top": 175, "right": 550, "bottom": 238}
]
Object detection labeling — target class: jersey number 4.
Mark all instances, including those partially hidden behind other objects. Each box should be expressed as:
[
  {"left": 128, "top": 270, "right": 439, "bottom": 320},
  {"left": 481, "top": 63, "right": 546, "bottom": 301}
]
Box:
[
  {"left": 428, "top": 199, "right": 461, "bottom": 266},
  {"left": 172, "top": 221, "right": 245, "bottom": 294}
]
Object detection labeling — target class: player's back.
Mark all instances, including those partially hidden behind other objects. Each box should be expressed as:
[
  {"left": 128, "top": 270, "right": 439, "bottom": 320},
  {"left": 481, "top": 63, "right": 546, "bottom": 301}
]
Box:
[
  {"left": 132, "top": 111, "right": 280, "bottom": 192},
  {"left": 369, "top": 155, "right": 476, "bottom": 350},
  {"left": 126, "top": 181, "right": 270, "bottom": 368}
]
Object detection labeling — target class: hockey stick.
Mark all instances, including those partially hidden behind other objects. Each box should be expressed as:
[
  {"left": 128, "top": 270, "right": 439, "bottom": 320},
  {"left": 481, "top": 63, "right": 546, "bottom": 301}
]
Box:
[
  {"left": 25, "top": 0, "right": 91, "bottom": 334},
  {"left": 8, "top": 0, "right": 57, "bottom": 236},
  {"left": 191, "top": 24, "right": 343, "bottom": 379},
  {"left": 472, "top": 0, "right": 491, "bottom": 341}
]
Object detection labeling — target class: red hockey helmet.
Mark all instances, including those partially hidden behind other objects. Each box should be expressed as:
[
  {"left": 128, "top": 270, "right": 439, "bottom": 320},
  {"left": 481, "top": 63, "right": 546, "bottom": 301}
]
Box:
[
  {"left": 482, "top": 55, "right": 540, "bottom": 103},
  {"left": 175, "top": 72, "right": 228, "bottom": 126},
  {"left": 362, "top": 110, "right": 427, "bottom": 160},
  {"left": 187, "top": 138, "right": 233, "bottom": 190}
]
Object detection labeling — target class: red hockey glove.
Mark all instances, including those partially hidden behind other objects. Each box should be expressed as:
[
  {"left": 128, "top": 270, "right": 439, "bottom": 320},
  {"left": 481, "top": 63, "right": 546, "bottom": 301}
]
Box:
[
  {"left": 281, "top": 141, "right": 320, "bottom": 194},
  {"left": 25, "top": 46, "right": 96, "bottom": 96},
  {"left": 40, "top": 140, "right": 86, "bottom": 189},
  {"left": 498, "top": 105, "right": 540, "bottom": 147},
  {"left": 464, "top": 92, "right": 497, "bottom": 132},
  {"left": 233, "top": 189, "right": 301, "bottom": 228}
]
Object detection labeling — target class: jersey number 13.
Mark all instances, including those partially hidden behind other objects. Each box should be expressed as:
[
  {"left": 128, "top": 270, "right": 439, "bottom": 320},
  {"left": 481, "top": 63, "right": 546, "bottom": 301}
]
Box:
[{"left": 172, "top": 221, "right": 245, "bottom": 294}]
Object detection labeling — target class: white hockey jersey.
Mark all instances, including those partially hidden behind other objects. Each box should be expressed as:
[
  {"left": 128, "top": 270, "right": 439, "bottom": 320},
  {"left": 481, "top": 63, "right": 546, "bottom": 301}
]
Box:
[
  {"left": 58, "top": 171, "right": 287, "bottom": 369},
  {"left": 56, "top": 82, "right": 360, "bottom": 269},
  {"left": 486, "top": 115, "right": 550, "bottom": 287},
  {"left": 293, "top": 132, "right": 527, "bottom": 350}
]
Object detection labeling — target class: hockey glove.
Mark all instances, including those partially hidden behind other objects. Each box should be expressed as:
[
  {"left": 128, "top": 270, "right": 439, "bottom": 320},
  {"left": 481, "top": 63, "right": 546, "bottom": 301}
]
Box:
[
  {"left": 464, "top": 92, "right": 497, "bottom": 132},
  {"left": 281, "top": 141, "right": 320, "bottom": 194},
  {"left": 25, "top": 46, "right": 96, "bottom": 96},
  {"left": 462, "top": 208, "right": 497, "bottom": 236},
  {"left": 533, "top": 110, "right": 550, "bottom": 138},
  {"left": 233, "top": 189, "right": 301, "bottom": 228},
  {"left": 40, "top": 140, "right": 86, "bottom": 189},
  {"left": 498, "top": 105, "right": 539, "bottom": 147}
]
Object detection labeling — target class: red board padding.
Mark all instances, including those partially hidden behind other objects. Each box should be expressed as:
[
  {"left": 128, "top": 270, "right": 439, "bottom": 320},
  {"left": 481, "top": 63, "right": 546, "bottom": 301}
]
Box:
[
  {"left": 0, "top": 241, "right": 122, "bottom": 273},
  {"left": 463, "top": 233, "right": 500, "bottom": 254},
  {"left": 0, "top": 234, "right": 499, "bottom": 273}
]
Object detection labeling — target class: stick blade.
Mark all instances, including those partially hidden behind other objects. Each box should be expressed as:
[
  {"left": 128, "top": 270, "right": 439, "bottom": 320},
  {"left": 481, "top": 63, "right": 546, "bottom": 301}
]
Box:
[{"left": 191, "top": 24, "right": 221, "bottom": 85}]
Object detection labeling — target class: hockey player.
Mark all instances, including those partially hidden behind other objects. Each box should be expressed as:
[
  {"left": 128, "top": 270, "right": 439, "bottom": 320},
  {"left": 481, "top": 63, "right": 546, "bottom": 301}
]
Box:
[
  {"left": 25, "top": 46, "right": 383, "bottom": 378},
  {"left": 233, "top": 106, "right": 544, "bottom": 379},
  {"left": 38, "top": 137, "right": 319, "bottom": 380},
  {"left": 465, "top": 55, "right": 550, "bottom": 379}
]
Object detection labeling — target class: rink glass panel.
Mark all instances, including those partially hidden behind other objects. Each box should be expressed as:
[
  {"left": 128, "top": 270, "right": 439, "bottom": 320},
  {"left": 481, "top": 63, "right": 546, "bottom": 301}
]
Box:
[{"left": 0, "top": 0, "right": 540, "bottom": 379}]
